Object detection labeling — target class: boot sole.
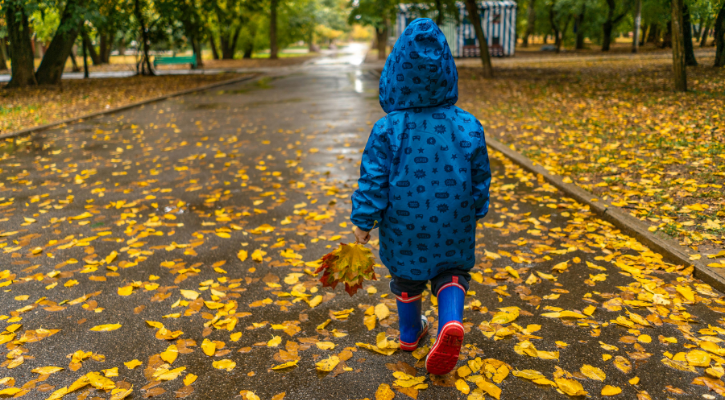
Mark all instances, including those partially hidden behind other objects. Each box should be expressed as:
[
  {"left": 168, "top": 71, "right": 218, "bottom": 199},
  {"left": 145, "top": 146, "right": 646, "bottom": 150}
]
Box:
[{"left": 425, "top": 321, "right": 464, "bottom": 375}]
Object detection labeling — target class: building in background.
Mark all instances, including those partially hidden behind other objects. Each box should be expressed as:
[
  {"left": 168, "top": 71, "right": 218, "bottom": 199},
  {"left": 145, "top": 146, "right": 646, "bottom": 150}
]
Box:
[{"left": 395, "top": 1, "right": 517, "bottom": 57}]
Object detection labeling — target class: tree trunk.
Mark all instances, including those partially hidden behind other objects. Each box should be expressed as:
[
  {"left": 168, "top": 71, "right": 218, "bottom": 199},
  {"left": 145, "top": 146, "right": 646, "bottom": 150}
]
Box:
[
  {"left": 435, "top": 0, "right": 444, "bottom": 25},
  {"left": 191, "top": 37, "right": 203, "bottom": 68},
  {"left": 133, "top": 0, "right": 155, "bottom": 76},
  {"left": 34, "top": 37, "right": 45, "bottom": 59},
  {"left": 99, "top": 32, "right": 109, "bottom": 64},
  {"left": 523, "top": 0, "right": 536, "bottom": 47},
  {"left": 209, "top": 32, "right": 220, "bottom": 59},
  {"left": 377, "top": 17, "right": 389, "bottom": 60},
  {"left": 602, "top": 20, "right": 613, "bottom": 51},
  {"left": 244, "top": 28, "right": 258, "bottom": 59},
  {"left": 465, "top": 0, "right": 493, "bottom": 78},
  {"left": 662, "top": 21, "right": 672, "bottom": 48},
  {"left": 700, "top": 17, "right": 712, "bottom": 47},
  {"left": 715, "top": 1, "right": 725, "bottom": 66},
  {"left": 270, "top": 0, "right": 279, "bottom": 60},
  {"left": 70, "top": 45, "right": 81, "bottom": 72},
  {"left": 632, "top": 0, "right": 641, "bottom": 53},
  {"left": 36, "top": 0, "right": 85, "bottom": 85},
  {"left": 683, "top": 4, "right": 697, "bottom": 66},
  {"left": 549, "top": 5, "right": 561, "bottom": 53},
  {"left": 81, "top": 29, "right": 101, "bottom": 65},
  {"left": 647, "top": 24, "right": 659, "bottom": 44},
  {"left": 575, "top": 4, "right": 586, "bottom": 50},
  {"left": 82, "top": 31, "right": 89, "bottom": 78},
  {"left": 5, "top": 2, "right": 37, "bottom": 87},
  {"left": 0, "top": 38, "right": 8, "bottom": 71},
  {"left": 220, "top": 26, "right": 241, "bottom": 60},
  {"left": 671, "top": 0, "right": 687, "bottom": 91}
]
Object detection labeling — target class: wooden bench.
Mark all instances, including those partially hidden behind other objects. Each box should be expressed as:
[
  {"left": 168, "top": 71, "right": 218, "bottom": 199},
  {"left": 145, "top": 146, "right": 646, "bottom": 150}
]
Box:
[{"left": 153, "top": 55, "right": 197, "bottom": 69}]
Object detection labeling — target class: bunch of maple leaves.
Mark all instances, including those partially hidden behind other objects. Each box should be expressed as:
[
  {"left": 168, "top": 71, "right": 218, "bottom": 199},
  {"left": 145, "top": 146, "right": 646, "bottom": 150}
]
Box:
[{"left": 315, "top": 243, "right": 376, "bottom": 296}]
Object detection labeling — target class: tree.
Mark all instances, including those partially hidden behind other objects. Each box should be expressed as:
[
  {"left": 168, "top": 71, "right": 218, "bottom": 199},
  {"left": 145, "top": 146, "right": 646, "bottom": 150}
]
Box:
[
  {"left": 671, "top": 0, "right": 686, "bottom": 91},
  {"left": 36, "top": 0, "right": 88, "bottom": 85},
  {"left": 683, "top": 3, "right": 697, "bottom": 66},
  {"left": 633, "top": 0, "right": 641, "bottom": 52},
  {"left": 464, "top": 0, "right": 493, "bottom": 78},
  {"left": 209, "top": 0, "right": 258, "bottom": 60},
  {"left": 602, "top": 0, "right": 629, "bottom": 51},
  {"left": 715, "top": 0, "right": 725, "bottom": 66},
  {"left": 574, "top": 2, "right": 586, "bottom": 50},
  {"left": 5, "top": 0, "right": 37, "bottom": 87},
  {"left": 349, "top": 0, "right": 396, "bottom": 60},
  {"left": 523, "top": 0, "right": 537, "bottom": 46},
  {"left": 700, "top": 16, "right": 712, "bottom": 46},
  {"left": 270, "top": 0, "right": 279, "bottom": 59},
  {"left": 133, "top": 0, "right": 155, "bottom": 75},
  {"left": 81, "top": 26, "right": 101, "bottom": 65},
  {"left": 548, "top": 0, "right": 574, "bottom": 53}
]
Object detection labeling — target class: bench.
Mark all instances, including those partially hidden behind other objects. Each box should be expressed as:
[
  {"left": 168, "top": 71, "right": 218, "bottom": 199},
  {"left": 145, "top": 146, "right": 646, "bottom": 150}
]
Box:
[{"left": 153, "top": 55, "right": 197, "bottom": 69}]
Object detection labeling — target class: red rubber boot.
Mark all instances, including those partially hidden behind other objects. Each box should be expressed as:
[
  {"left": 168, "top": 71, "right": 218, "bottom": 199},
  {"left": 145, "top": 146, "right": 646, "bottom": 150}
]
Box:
[{"left": 425, "top": 278, "right": 465, "bottom": 375}]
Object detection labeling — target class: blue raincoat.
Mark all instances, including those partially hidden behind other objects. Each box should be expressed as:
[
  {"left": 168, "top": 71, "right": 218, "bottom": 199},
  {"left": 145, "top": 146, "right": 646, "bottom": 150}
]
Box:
[{"left": 351, "top": 18, "right": 492, "bottom": 281}]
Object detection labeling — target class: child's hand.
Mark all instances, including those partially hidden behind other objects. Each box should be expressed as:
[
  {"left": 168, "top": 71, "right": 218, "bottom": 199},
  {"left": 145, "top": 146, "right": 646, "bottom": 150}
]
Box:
[{"left": 354, "top": 227, "right": 371, "bottom": 244}]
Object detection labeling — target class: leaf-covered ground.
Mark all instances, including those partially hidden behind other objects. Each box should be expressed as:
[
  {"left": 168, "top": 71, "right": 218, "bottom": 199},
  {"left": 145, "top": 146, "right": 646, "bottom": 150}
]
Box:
[
  {"left": 458, "top": 54, "right": 725, "bottom": 262},
  {"left": 0, "top": 74, "right": 247, "bottom": 135},
  {"left": 2, "top": 60, "right": 725, "bottom": 399}
]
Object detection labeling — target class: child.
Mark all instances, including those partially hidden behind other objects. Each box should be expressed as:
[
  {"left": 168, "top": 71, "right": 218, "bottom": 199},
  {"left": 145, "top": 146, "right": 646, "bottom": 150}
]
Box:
[{"left": 351, "top": 18, "right": 491, "bottom": 375}]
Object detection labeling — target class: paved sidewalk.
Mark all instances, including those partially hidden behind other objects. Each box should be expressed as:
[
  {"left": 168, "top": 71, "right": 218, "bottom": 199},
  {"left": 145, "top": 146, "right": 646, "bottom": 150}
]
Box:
[{"left": 0, "top": 44, "right": 723, "bottom": 400}]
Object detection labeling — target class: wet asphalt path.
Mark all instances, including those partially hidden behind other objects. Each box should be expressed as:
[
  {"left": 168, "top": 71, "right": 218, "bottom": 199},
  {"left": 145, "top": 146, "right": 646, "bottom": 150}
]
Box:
[{"left": 0, "top": 44, "right": 724, "bottom": 400}]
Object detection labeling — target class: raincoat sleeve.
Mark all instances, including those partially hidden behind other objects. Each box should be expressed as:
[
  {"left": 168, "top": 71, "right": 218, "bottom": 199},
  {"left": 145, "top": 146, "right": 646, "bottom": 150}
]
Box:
[
  {"left": 471, "top": 126, "right": 492, "bottom": 220},
  {"left": 350, "top": 121, "right": 392, "bottom": 231}
]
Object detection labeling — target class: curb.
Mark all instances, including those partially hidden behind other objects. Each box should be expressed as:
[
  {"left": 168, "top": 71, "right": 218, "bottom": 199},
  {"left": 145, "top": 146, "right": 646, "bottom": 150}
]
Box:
[
  {"left": 0, "top": 73, "right": 260, "bottom": 141},
  {"left": 485, "top": 136, "right": 725, "bottom": 293}
]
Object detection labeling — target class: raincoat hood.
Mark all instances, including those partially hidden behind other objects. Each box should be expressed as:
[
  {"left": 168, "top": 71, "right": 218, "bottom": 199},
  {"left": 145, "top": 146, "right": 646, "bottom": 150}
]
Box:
[{"left": 379, "top": 18, "right": 458, "bottom": 114}]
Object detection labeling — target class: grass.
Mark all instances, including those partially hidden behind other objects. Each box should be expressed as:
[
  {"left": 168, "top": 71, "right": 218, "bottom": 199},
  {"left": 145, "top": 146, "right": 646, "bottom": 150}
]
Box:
[
  {"left": 0, "top": 73, "right": 246, "bottom": 134},
  {"left": 458, "top": 53, "right": 725, "bottom": 255}
]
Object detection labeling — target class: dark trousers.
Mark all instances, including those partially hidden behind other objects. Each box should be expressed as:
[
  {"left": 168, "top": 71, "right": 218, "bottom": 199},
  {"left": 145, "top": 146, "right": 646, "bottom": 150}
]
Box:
[{"left": 389, "top": 268, "right": 471, "bottom": 298}]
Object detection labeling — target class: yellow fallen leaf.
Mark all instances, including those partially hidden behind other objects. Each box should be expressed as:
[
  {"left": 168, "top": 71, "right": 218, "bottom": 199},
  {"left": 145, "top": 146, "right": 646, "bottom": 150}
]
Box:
[
  {"left": 476, "top": 379, "right": 501, "bottom": 399},
  {"left": 686, "top": 349, "right": 711, "bottom": 367},
  {"left": 180, "top": 290, "right": 199, "bottom": 300},
  {"left": 268, "top": 336, "right": 282, "bottom": 347},
  {"left": 374, "top": 303, "right": 390, "bottom": 320},
  {"left": 32, "top": 366, "right": 64, "bottom": 375},
  {"left": 184, "top": 373, "right": 197, "bottom": 386},
  {"left": 0, "top": 388, "right": 22, "bottom": 396},
  {"left": 213, "top": 359, "right": 236, "bottom": 371},
  {"left": 555, "top": 377, "right": 587, "bottom": 396},
  {"left": 580, "top": 364, "right": 606, "bottom": 381},
  {"left": 117, "top": 286, "right": 133, "bottom": 296},
  {"left": 613, "top": 356, "right": 632, "bottom": 374},
  {"left": 124, "top": 359, "right": 142, "bottom": 369},
  {"left": 272, "top": 360, "right": 299, "bottom": 370},
  {"left": 455, "top": 379, "right": 470, "bottom": 394},
  {"left": 90, "top": 323, "right": 122, "bottom": 332},
  {"left": 315, "top": 356, "right": 340, "bottom": 372},
  {"left": 364, "top": 314, "right": 376, "bottom": 331},
  {"left": 160, "top": 345, "right": 178, "bottom": 364},
  {"left": 309, "top": 295, "right": 322, "bottom": 308},
  {"left": 375, "top": 383, "right": 395, "bottom": 400},
  {"left": 252, "top": 249, "right": 266, "bottom": 262},
  {"left": 601, "top": 385, "right": 622, "bottom": 396},
  {"left": 316, "top": 341, "right": 335, "bottom": 350},
  {"left": 238, "top": 250, "right": 248, "bottom": 262}
]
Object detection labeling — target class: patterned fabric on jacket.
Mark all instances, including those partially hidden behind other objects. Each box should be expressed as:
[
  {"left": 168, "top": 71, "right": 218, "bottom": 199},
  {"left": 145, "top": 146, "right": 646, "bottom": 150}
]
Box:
[{"left": 351, "top": 18, "right": 492, "bottom": 281}]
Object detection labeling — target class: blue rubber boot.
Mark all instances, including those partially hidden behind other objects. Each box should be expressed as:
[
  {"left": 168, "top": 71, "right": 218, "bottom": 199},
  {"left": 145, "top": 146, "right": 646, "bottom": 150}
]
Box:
[
  {"left": 426, "top": 278, "right": 465, "bottom": 375},
  {"left": 396, "top": 293, "right": 429, "bottom": 351}
]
